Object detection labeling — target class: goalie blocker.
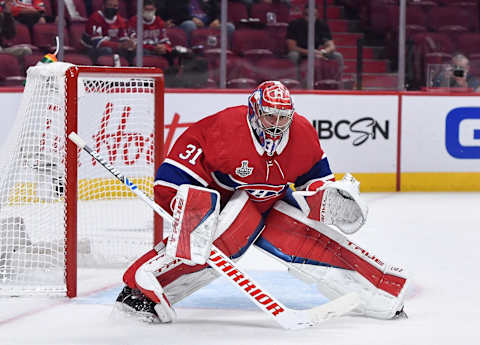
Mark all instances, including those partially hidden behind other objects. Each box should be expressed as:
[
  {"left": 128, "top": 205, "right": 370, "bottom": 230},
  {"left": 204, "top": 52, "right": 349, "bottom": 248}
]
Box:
[{"left": 118, "top": 184, "right": 407, "bottom": 322}]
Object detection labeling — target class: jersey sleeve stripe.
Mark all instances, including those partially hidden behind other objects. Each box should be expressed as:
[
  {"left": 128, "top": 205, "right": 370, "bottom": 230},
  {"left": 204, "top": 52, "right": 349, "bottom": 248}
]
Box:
[
  {"left": 211, "top": 171, "right": 235, "bottom": 191},
  {"left": 161, "top": 158, "right": 209, "bottom": 187},
  {"left": 294, "top": 158, "right": 333, "bottom": 190}
]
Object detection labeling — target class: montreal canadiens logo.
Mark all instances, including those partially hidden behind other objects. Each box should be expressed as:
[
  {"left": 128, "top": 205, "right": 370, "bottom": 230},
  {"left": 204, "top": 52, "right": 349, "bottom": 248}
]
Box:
[{"left": 236, "top": 184, "right": 288, "bottom": 201}]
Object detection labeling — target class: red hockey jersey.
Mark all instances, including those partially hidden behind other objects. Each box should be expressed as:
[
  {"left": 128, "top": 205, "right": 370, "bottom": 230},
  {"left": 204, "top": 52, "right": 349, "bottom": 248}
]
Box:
[
  {"left": 84, "top": 10, "right": 129, "bottom": 50},
  {"left": 128, "top": 15, "right": 171, "bottom": 52},
  {"left": 154, "top": 105, "right": 334, "bottom": 214},
  {"left": 9, "top": 0, "right": 45, "bottom": 17}
]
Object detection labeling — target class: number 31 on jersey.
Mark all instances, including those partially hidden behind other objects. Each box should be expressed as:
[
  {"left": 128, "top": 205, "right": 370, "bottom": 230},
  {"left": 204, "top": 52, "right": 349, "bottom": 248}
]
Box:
[{"left": 179, "top": 144, "right": 203, "bottom": 165}]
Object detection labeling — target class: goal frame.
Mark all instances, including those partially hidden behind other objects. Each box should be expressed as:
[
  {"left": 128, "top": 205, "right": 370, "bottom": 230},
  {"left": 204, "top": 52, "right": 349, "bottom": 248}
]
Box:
[{"left": 64, "top": 66, "right": 164, "bottom": 297}]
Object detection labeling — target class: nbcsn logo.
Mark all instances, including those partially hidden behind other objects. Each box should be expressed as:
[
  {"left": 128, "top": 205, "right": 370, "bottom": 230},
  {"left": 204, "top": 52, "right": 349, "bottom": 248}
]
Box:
[{"left": 445, "top": 107, "right": 480, "bottom": 159}]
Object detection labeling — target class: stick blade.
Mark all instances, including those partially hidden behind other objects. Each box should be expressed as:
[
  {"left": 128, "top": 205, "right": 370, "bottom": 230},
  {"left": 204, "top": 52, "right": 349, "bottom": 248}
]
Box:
[{"left": 285, "top": 292, "right": 360, "bottom": 330}]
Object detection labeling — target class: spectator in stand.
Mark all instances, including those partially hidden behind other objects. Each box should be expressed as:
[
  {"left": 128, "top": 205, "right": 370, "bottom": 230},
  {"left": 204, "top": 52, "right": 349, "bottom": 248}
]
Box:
[
  {"left": 286, "top": 3, "right": 344, "bottom": 79},
  {"left": 0, "top": 0, "right": 32, "bottom": 57},
  {"left": 156, "top": 0, "right": 234, "bottom": 45},
  {"left": 128, "top": 0, "right": 173, "bottom": 64},
  {"left": 9, "top": 0, "right": 47, "bottom": 28},
  {"left": 82, "top": 0, "right": 136, "bottom": 65},
  {"left": 433, "top": 53, "right": 480, "bottom": 92}
]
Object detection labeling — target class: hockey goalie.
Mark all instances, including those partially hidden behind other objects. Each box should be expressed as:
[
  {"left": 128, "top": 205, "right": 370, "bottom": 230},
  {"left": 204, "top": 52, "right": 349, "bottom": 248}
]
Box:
[{"left": 115, "top": 81, "right": 408, "bottom": 323}]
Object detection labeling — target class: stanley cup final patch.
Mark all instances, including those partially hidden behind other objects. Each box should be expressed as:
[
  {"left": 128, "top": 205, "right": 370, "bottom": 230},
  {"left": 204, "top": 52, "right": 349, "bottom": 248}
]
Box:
[{"left": 235, "top": 160, "right": 253, "bottom": 177}]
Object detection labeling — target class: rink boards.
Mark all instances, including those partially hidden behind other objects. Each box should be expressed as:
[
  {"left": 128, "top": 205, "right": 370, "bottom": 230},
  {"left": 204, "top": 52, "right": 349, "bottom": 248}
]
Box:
[{"left": 1, "top": 89, "right": 479, "bottom": 191}]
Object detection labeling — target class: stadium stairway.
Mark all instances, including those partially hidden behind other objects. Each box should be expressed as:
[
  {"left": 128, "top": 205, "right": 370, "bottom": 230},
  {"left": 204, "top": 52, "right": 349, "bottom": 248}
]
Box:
[{"left": 327, "top": 1, "right": 397, "bottom": 90}]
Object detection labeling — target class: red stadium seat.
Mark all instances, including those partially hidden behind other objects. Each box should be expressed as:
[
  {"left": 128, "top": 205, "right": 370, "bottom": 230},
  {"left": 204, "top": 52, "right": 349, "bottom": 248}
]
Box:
[
  {"left": 69, "top": 22, "right": 88, "bottom": 52},
  {"left": 118, "top": 0, "right": 129, "bottom": 19},
  {"left": 300, "top": 58, "right": 341, "bottom": 83},
  {"left": 96, "top": 55, "right": 129, "bottom": 67},
  {"left": 244, "top": 49, "right": 273, "bottom": 65},
  {"left": 191, "top": 28, "right": 222, "bottom": 49},
  {"left": 227, "top": 2, "right": 249, "bottom": 26},
  {"left": 63, "top": 53, "right": 92, "bottom": 66},
  {"left": 437, "top": 25, "right": 469, "bottom": 40},
  {"left": 266, "top": 22, "right": 288, "bottom": 56},
  {"left": 369, "top": 5, "right": 397, "bottom": 35},
  {"left": 3, "top": 22, "right": 34, "bottom": 47},
  {"left": 455, "top": 33, "right": 480, "bottom": 57},
  {"left": 231, "top": 29, "right": 273, "bottom": 56},
  {"left": 166, "top": 28, "right": 188, "bottom": 47},
  {"left": 424, "top": 52, "right": 453, "bottom": 66},
  {"left": 406, "top": 24, "right": 427, "bottom": 37},
  {"left": 227, "top": 56, "right": 255, "bottom": 81},
  {"left": 227, "top": 78, "right": 257, "bottom": 89},
  {"left": 0, "top": 53, "right": 24, "bottom": 85},
  {"left": 436, "top": 0, "right": 476, "bottom": 5},
  {"left": 411, "top": 32, "right": 455, "bottom": 88},
  {"left": 32, "top": 23, "right": 71, "bottom": 51},
  {"left": 371, "top": 4, "right": 427, "bottom": 34},
  {"left": 206, "top": 78, "right": 217, "bottom": 88},
  {"left": 250, "top": 2, "right": 290, "bottom": 24},
  {"left": 427, "top": 6, "right": 477, "bottom": 31},
  {"left": 254, "top": 57, "right": 298, "bottom": 84},
  {"left": 134, "top": 55, "right": 170, "bottom": 70},
  {"left": 407, "top": 0, "right": 438, "bottom": 12},
  {"left": 280, "top": 78, "right": 301, "bottom": 89},
  {"left": 314, "top": 79, "right": 340, "bottom": 90},
  {"left": 412, "top": 32, "right": 455, "bottom": 54}
]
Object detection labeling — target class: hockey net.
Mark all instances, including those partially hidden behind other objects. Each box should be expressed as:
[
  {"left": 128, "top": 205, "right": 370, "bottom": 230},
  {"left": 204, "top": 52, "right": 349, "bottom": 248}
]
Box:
[{"left": 0, "top": 63, "right": 164, "bottom": 296}]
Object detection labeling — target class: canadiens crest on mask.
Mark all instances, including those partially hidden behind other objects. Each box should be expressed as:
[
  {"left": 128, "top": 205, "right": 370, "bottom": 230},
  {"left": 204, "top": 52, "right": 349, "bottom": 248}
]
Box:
[{"left": 235, "top": 160, "right": 253, "bottom": 177}]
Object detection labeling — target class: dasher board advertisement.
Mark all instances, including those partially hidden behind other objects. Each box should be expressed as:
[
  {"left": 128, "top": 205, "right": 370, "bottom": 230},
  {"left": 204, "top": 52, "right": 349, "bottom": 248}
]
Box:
[{"left": 402, "top": 95, "right": 480, "bottom": 190}]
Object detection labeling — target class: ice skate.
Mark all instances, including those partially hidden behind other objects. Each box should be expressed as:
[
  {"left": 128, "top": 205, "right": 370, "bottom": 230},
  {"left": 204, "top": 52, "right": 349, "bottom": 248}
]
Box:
[{"left": 115, "top": 286, "right": 159, "bottom": 323}]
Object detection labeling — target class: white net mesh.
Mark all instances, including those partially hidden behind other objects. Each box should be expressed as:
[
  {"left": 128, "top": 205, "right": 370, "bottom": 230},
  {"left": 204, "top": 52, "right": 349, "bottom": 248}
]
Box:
[{"left": 0, "top": 63, "right": 160, "bottom": 295}]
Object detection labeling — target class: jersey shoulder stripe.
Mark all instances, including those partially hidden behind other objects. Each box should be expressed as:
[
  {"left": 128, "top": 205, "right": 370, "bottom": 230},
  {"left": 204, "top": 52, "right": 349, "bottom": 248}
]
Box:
[{"left": 155, "top": 158, "right": 208, "bottom": 187}]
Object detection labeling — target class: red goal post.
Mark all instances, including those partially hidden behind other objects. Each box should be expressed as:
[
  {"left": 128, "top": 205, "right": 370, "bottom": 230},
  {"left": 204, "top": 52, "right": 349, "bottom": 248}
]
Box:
[{"left": 0, "top": 63, "right": 164, "bottom": 297}]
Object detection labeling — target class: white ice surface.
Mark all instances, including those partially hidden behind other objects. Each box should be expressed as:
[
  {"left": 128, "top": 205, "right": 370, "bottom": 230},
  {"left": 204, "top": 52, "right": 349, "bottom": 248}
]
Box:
[{"left": 1, "top": 192, "right": 479, "bottom": 345}]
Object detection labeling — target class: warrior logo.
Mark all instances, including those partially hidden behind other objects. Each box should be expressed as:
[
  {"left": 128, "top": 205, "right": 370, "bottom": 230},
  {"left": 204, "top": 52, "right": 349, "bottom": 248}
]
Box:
[{"left": 235, "top": 160, "right": 253, "bottom": 177}]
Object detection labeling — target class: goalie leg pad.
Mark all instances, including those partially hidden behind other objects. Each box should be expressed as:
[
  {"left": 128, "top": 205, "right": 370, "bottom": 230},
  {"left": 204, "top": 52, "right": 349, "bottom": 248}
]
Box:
[
  {"left": 122, "top": 191, "right": 264, "bottom": 310},
  {"left": 167, "top": 185, "right": 221, "bottom": 264},
  {"left": 254, "top": 201, "right": 408, "bottom": 319}
]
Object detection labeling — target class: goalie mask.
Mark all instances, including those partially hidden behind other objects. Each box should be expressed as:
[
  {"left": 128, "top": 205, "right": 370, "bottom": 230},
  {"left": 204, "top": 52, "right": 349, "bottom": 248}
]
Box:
[{"left": 248, "top": 81, "right": 294, "bottom": 155}]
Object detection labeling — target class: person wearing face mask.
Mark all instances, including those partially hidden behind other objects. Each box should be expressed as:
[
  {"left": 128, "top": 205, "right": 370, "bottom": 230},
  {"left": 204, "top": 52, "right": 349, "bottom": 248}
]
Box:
[
  {"left": 82, "top": 0, "right": 136, "bottom": 65},
  {"left": 128, "top": 0, "right": 172, "bottom": 61}
]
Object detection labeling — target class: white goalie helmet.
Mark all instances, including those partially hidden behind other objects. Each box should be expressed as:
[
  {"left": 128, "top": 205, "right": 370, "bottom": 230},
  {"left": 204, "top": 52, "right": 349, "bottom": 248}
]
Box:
[{"left": 248, "top": 81, "right": 295, "bottom": 153}]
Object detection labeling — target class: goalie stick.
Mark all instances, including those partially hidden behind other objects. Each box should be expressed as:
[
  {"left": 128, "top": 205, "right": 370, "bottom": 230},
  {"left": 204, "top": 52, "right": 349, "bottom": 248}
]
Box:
[{"left": 68, "top": 131, "right": 360, "bottom": 330}]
